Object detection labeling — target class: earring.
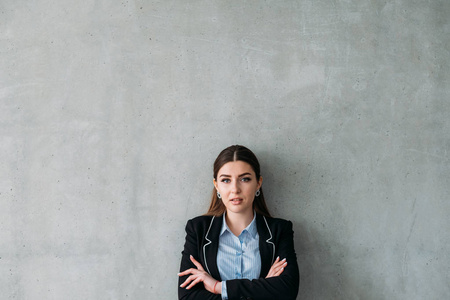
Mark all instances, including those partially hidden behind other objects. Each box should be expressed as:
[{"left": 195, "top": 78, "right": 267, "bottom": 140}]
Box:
[
  {"left": 255, "top": 190, "right": 260, "bottom": 197},
  {"left": 217, "top": 191, "right": 221, "bottom": 199}
]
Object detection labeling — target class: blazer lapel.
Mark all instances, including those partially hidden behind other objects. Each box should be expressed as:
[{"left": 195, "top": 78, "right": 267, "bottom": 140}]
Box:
[
  {"left": 203, "top": 215, "right": 222, "bottom": 281},
  {"left": 257, "top": 214, "right": 275, "bottom": 277}
]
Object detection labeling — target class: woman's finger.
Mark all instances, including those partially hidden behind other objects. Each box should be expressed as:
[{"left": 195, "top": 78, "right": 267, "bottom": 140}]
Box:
[
  {"left": 275, "top": 260, "right": 287, "bottom": 269},
  {"left": 178, "top": 268, "right": 198, "bottom": 277},
  {"left": 275, "top": 267, "right": 284, "bottom": 276},
  {"left": 267, "top": 269, "right": 275, "bottom": 277},
  {"left": 275, "top": 262, "right": 287, "bottom": 276},
  {"left": 266, "top": 258, "right": 287, "bottom": 278},
  {"left": 274, "top": 258, "right": 286, "bottom": 266},
  {"left": 180, "top": 274, "right": 196, "bottom": 288},
  {"left": 272, "top": 259, "right": 286, "bottom": 270},
  {"left": 274, "top": 261, "right": 287, "bottom": 273},
  {"left": 269, "top": 259, "right": 285, "bottom": 271},
  {"left": 270, "top": 257, "right": 280, "bottom": 269},
  {"left": 189, "top": 255, "right": 205, "bottom": 271},
  {"left": 186, "top": 276, "right": 202, "bottom": 290}
]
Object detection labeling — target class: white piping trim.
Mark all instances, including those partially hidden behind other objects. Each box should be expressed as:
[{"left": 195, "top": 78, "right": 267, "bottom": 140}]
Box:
[
  {"left": 203, "top": 216, "right": 215, "bottom": 275},
  {"left": 263, "top": 216, "right": 276, "bottom": 265}
]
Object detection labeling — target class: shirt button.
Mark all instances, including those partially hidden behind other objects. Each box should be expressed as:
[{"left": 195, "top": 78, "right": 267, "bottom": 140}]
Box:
[{"left": 236, "top": 251, "right": 242, "bottom": 256}]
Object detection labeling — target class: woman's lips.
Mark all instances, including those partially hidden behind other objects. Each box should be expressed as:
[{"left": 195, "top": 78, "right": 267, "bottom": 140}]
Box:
[{"left": 230, "top": 198, "right": 243, "bottom": 204}]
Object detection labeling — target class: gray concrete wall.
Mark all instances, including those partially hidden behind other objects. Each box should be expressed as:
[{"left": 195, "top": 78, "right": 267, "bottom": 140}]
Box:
[{"left": 1, "top": 1, "right": 449, "bottom": 299}]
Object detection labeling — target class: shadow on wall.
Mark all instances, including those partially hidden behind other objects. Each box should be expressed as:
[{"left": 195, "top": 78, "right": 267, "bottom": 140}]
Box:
[
  {"left": 295, "top": 222, "right": 347, "bottom": 299},
  {"left": 294, "top": 214, "right": 377, "bottom": 299}
]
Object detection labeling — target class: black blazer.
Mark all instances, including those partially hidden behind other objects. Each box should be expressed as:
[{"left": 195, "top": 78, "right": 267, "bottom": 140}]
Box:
[{"left": 178, "top": 214, "right": 299, "bottom": 300}]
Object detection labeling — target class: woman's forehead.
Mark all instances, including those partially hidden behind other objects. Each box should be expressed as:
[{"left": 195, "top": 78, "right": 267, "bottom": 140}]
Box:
[{"left": 217, "top": 160, "right": 255, "bottom": 176}]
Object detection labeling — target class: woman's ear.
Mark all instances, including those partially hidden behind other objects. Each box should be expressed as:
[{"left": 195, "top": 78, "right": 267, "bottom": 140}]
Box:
[
  {"left": 213, "top": 178, "right": 218, "bottom": 191},
  {"left": 257, "top": 176, "right": 263, "bottom": 190}
]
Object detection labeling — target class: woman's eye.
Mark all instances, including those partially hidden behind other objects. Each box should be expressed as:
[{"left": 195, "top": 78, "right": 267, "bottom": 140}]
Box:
[
  {"left": 241, "top": 177, "right": 251, "bottom": 182},
  {"left": 221, "top": 179, "right": 231, "bottom": 183}
]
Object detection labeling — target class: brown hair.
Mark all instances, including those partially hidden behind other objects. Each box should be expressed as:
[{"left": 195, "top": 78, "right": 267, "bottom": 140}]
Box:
[{"left": 205, "top": 145, "right": 271, "bottom": 217}]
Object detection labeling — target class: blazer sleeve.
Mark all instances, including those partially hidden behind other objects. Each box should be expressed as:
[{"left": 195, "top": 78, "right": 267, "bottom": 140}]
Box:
[
  {"left": 178, "top": 219, "right": 221, "bottom": 300},
  {"left": 225, "top": 220, "right": 300, "bottom": 300}
]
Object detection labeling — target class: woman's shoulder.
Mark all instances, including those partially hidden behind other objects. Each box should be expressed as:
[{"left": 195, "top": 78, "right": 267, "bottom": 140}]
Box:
[
  {"left": 186, "top": 214, "right": 219, "bottom": 227},
  {"left": 259, "top": 214, "right": 293, "bottom": 228}
]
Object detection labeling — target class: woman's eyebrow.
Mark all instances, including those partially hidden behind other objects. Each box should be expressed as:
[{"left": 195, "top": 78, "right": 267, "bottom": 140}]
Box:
[
  {"left": 219, "top": 172, "right": 252, "bottom": 178},
  {"left": 239, "top": 172, "right": 252, "bottom": 177}
]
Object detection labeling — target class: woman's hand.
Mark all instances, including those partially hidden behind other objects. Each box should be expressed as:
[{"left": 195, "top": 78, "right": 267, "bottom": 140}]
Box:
[
  {"left": 178, "top": 255, "right": 221, "bottom": 294},
  {"left": 266, "top": 256, "right": 288, "bottom": 278}
]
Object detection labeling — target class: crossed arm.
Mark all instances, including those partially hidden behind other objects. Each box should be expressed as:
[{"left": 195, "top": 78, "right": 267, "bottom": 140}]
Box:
[
  {"left": 178, "top": 219, "right": 299, "bottom": 300},
  {"left": 179, "top": 255, "right": 288, "bottom": 295}
]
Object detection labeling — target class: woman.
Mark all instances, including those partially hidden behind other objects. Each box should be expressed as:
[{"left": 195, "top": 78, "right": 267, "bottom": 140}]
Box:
[{"left": 178, "top": 145, "right": 299, "bottom": 300}]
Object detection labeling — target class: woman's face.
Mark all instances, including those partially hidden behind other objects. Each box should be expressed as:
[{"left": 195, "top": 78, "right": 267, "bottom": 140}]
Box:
[{"left": 214, "top": 160, "right": 262, "bottom": 216}]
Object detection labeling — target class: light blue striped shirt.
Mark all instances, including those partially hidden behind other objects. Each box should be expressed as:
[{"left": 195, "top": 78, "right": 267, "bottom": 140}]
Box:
[{"left": 217, "top": 213, "right": 261, "bottom": 300}]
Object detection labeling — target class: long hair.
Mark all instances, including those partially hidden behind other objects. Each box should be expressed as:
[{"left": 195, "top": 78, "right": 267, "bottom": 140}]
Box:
[{"left": 205, "top": 145, "right": 271, "bottom": 217}]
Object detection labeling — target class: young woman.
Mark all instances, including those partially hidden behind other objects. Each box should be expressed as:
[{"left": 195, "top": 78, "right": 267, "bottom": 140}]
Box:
[{"left": 178, "top": 145, "right": 299, "bottom": 300}]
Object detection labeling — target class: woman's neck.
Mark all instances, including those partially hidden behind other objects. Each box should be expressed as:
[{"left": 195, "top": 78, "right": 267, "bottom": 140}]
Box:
[{"left": 225, "top": 210, "right": 254, "bottom": 237}]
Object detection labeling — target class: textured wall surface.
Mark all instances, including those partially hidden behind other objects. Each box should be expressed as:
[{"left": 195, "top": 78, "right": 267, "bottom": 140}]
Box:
[{"left": 1, "top": 1, "right": 449, "bottom": 299}]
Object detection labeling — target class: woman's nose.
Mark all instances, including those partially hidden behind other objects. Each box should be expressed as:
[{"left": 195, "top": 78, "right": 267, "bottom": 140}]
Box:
[{"left": 231, "top": 181, "right": 240, "bottom": 193}]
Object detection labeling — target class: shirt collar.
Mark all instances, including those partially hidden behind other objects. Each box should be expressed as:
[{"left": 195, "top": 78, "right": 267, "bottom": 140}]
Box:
[{"left": 220, "top": 211, "right": 258, "bottom": 238}]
